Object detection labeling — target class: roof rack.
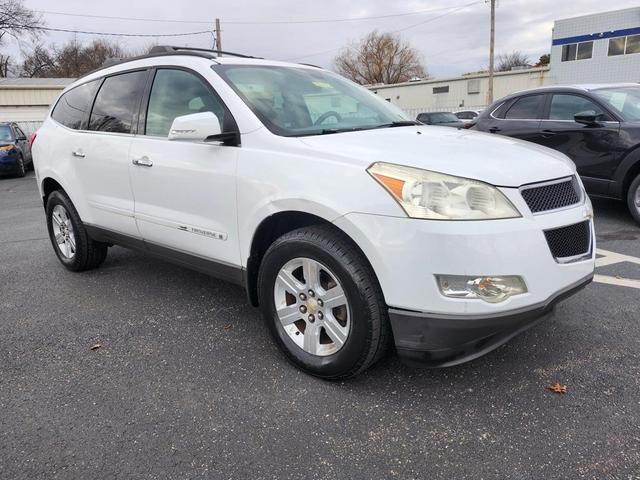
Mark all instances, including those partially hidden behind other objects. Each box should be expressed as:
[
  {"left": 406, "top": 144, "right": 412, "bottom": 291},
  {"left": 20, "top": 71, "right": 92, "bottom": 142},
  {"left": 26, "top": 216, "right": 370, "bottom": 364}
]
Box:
[
  {"left": 149, "top": 45, "right": 262, "bottom": 59},
  {"left": 88, "top": 45, "right": 262, "bottom": 79}
]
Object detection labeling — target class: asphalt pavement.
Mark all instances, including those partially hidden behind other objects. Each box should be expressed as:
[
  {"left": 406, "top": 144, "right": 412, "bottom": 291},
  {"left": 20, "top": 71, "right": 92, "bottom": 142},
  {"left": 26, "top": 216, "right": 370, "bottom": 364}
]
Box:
[{"left": 1, "top": 172, "right": 639, "bottom": 479}]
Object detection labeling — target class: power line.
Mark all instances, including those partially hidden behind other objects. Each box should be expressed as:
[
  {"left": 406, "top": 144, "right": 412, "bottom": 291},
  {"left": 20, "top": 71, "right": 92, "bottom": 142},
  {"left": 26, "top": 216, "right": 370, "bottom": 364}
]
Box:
[
  {"left": 11, "top": 25, "right": 213, "bottom": 38},
  {"left": 35, "top": 3, "right": 480, "bottom": 26},
  {"left": 282, "top": 1, "right": 481, "bottom": 61}
]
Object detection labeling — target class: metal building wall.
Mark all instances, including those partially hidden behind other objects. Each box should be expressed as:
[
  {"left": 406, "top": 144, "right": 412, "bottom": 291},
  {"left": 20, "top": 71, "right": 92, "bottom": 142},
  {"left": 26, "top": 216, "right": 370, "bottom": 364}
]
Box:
[
  {"left": 369, "top": 67, "right": 550, "bottom": 117},
  {"left": 550, "top": 7, "right": 640, "bottom": 84}
]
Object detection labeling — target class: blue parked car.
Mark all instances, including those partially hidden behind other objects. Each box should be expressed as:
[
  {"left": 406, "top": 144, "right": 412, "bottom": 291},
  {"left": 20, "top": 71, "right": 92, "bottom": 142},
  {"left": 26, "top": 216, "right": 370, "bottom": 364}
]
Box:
[{"left": 0, "top": 122, "right": 33, "bottom": 177}]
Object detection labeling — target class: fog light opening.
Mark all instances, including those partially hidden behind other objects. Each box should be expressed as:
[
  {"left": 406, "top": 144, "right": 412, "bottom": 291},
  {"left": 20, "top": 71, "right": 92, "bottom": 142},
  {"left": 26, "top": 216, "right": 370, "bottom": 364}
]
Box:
[{"left": 437, "top": 275, "right": 527, "bottom": 303}]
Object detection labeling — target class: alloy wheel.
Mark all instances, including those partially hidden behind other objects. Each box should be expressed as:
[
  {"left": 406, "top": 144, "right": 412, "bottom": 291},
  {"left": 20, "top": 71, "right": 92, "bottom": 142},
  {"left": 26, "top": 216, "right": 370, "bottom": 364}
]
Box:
[
  {"left": 274, "top": 257, "right": 351, "bottom": 356},
  {"left": 51, "top": 204, "right": 76, "bottom": 259}
]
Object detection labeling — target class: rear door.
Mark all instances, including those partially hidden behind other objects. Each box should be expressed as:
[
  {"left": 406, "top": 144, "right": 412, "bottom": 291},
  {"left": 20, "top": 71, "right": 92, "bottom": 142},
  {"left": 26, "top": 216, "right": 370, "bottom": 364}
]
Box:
[
  {"left": 484, "top": 93, "right": 546, "bottom": 142},
  {"left": 536, "top": 93, "right": 621, "bottom": 194},
  {"left": 129, "top": 67, "right": 241, "bottom": 273},
  {"left": 78, "top": 69, "right": 148, "bottom": 236}
]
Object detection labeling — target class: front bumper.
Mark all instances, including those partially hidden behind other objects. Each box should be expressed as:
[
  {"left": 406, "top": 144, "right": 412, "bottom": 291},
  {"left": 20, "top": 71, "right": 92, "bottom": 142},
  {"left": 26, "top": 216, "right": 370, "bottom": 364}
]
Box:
[
  {"left": 333, "top": 192, "right": 596, "bottom": 367},
  {"left": 0, "top": 151, "right": 20, "bottom": 172},
  {"left": 390, "top": 273, "right": 592, "bottom": 367}
]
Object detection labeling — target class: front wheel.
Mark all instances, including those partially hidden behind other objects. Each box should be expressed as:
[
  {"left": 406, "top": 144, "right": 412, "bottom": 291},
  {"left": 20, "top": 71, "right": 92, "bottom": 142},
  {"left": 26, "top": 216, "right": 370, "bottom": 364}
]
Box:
[
  {"left": 628, "top": 174, "right": 640, "bottom": 225},
  {"left": 257, "top": 225, "right": 390, "bottom": 379},
  {"left": 46, "top": 190, "right": 108, "bottom": 271},
  {"left": 15, "top": 155, "right": 25, "bottom": 177}
]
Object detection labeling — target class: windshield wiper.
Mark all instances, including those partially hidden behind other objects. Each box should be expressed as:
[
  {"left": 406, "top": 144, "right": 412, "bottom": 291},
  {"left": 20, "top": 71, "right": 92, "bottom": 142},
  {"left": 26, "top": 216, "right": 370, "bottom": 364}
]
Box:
[
  {"left": 373, "top": 120, "right": 421, "bottom": 129},
  {"left": 311, "top": 121, "right": 419, "bottom": 136},
  {"left": 319, "top": 127, "right": 368, "bottom": 135}
]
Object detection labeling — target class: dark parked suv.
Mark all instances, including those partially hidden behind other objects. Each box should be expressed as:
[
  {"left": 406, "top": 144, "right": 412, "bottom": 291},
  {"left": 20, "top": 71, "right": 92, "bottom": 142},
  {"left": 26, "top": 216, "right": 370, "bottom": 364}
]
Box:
[
  {"left": 0, "top": 122, "right": 32, "bottom": 177},
  {"left": 474, "top": 84, "right": 640, "bottom": 223}
]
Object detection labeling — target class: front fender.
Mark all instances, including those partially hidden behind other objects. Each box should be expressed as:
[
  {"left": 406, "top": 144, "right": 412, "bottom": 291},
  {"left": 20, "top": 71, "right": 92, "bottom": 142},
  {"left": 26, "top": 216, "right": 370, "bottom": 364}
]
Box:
[{"left": 612, "top": 144, "right": 640, "bottom": 198}]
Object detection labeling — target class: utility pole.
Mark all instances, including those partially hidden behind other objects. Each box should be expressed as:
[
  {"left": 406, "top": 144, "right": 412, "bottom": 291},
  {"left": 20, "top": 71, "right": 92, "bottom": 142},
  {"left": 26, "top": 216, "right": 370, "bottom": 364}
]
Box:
[
  {"left": 215, "top": 18, "right": 222, "bottom": 55},
  {"left": 487, "top": 0, "right": 496, "bottom": 105}
]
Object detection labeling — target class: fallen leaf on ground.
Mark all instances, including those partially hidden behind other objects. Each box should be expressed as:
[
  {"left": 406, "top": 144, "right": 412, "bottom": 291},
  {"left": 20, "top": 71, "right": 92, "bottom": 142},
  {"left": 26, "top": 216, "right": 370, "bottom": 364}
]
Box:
[
  {"left": 546, "top": 382, "right": 567, "bottom": 394},
  {"left": 223, "top": 324, "right": 232, "bottom": 331},
  {"left": 90, "top": 342, "right": 102, "bottom": 350}
]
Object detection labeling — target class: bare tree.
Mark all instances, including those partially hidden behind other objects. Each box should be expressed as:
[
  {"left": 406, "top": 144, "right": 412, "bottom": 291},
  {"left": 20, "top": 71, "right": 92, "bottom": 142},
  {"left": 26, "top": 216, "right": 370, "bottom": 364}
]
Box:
[
  {"left": 19, "top": 44, "right": 55, "bottom": 77},
  {"left": 496, "top": 51, "right": 531, "bottom": 72},
  {"left": 20, "top": 39, "right": 131, "bottom": 78},
  {"left": 54, "top": 38, "right": 126, "bottom": 77},
  {"left": 0, "top": 0, "right": 43, "bottom": 76},
  {"left": 0, "top": 53, "right": 10, "bottom": 76},
  {"left": 334, "top": 31, "right": 428, "bottom": 85},
  {"left": 0, "top": 0, "right": 42, "bottom": 42}
]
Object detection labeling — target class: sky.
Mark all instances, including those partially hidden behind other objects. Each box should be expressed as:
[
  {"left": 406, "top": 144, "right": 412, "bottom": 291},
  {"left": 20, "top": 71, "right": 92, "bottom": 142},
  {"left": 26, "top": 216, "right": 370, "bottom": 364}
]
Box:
[{"left": 6, "top": 0, "right": 640, "bottom": 78}]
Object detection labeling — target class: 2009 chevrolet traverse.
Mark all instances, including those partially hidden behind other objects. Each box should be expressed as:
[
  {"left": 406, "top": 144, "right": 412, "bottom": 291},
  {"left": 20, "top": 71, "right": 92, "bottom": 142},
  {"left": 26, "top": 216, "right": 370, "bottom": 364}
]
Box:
[{"left": 33, "top": 46, "right": 595, "bottom": 378}]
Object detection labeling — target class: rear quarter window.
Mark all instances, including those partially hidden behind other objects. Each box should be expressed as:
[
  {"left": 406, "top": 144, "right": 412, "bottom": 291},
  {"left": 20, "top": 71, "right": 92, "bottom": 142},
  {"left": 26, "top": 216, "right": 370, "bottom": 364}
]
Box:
[
  {"left": 88, "top": 71, "right": 147, "bottom": 134},
  {"left": 51, "top": 80, "right": 99, "bottom": 130}
]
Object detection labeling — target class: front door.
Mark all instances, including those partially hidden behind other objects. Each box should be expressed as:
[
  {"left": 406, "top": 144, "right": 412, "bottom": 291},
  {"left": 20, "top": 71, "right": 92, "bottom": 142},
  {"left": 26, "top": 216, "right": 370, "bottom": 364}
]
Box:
[
  {"left": 129, "top": 68, "right": 241, "bottom": 272},
  {"left": 536, "top": 93, "right": 621, "bottom": 194}
]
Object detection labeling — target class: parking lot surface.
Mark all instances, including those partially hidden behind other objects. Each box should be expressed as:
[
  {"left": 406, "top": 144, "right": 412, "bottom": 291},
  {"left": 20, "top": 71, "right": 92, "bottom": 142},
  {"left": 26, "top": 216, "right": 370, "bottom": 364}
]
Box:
[{"left": 1, "top": 172, "right": 639, "bottom": 480}]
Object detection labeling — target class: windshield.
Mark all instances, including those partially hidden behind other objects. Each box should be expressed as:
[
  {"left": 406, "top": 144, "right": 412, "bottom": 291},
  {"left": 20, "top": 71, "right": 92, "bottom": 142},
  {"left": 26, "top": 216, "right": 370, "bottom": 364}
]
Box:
[
  {"left": 592, "top": 86, "right": 640, "bottom": 122},
  {"left": 213, "top": 65, "right": 410, "bottom": 136},
  {"left": 429, "top": 113, "right": 460, "bottom": 124},
  {"left": 0, "top": 125, "right": 13, "bottom": 142}
]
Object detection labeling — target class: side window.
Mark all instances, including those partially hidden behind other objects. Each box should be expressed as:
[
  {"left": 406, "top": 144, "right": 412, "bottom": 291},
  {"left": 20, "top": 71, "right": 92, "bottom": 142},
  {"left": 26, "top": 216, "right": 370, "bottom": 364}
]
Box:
[
  {"left": 491, "top": 101, "right": 511, "bottom": 119},
  {"left": 51, "top": 80, "right": 99, "bottom": 130},
  {"left": 504, "top": 95, "right": 544, "bottom": 120},
  {"left": 549, "top": 94, "right": 608, "bottom": 121},
  {"left": 14, "top": 126, "right": 26, "bottom": 139},
  {"left": 89, "top": 71, "right": 147, "bottom": 134},
  {"left": 145, "top": 69, "right": 226, "bottom": 137}
]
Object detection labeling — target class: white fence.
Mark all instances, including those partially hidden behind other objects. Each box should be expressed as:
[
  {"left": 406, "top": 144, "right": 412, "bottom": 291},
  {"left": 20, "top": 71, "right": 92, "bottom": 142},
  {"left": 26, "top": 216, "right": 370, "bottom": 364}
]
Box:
[
  {"left": 15, "top": 121, "right": 42, "bottom": 136},
  {"left": 402, "top": 105, "right": 487, "bottom": 119}
]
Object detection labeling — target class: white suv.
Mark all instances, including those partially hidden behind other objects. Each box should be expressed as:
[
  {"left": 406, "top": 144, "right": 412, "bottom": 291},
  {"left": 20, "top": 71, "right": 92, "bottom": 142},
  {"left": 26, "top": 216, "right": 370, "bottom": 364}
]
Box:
[{"left": 33, "top": 46, "right": 595, "bottom": 379}]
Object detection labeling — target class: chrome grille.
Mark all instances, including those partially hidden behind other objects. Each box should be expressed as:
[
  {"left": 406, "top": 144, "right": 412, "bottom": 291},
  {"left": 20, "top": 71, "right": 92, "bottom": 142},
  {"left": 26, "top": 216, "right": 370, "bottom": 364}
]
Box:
[
  {"left": 544, "top": 220, "right": 591, "bottom": 261},
  {"left": 521, "top": 177, "right": 581, "bottom": 214}
]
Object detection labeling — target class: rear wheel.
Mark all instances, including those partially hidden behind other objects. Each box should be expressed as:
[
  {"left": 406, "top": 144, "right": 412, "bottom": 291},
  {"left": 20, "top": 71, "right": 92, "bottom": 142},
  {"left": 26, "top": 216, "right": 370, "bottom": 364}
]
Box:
[
  {"left": 46, "top": 190, "right": 108, "bottom": 271},
  {"left": 258, "top": 224, "right": 390, "bottom": 379},
  {"left": 628, "top": 174, "right": 640, "bottom": 225}
]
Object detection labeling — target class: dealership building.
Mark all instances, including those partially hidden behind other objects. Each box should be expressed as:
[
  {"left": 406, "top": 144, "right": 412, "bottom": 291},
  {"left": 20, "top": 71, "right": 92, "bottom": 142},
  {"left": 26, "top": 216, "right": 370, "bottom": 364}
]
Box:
[{"left": 371, "top": 6, "right": 640, "bottom": 114}]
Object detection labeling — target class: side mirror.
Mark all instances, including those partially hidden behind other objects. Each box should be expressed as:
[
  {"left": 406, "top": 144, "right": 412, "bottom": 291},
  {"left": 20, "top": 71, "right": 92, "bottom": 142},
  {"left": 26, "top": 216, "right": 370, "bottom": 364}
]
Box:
[
  {"left": 168, "top": 112, "right": 222, "bottom": 142},
  {"left": 574, "top": 110, "right": 600, "bottom": 126}
]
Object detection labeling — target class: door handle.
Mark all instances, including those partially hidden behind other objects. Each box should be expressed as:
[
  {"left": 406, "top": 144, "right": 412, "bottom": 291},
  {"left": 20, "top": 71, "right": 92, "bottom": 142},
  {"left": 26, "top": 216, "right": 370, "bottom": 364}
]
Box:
[
  {"left": 541, "top": 129, "right": 557, "bottom": 138},
  {"left": 132, "top": 156, "right": 153, "bottom": 167},
  {"left": 488, "top": 126, "right": 501, "bottom": 133},
  {"left": 71, "top": 150, "right": 85, "bottom": 158}
]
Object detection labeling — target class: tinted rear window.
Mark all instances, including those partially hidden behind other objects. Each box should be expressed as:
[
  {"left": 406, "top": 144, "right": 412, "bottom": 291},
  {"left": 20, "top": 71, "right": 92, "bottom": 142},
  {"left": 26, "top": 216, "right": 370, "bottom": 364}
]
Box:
[
  {"left": 504, "top": 94, "right": 545, "bottom": 120},
  {"left": 89, "top": 71, "right": 147, "bottom": 134},
  {"left": 51, "top": 80, "right": 99, "bottom": 130}
]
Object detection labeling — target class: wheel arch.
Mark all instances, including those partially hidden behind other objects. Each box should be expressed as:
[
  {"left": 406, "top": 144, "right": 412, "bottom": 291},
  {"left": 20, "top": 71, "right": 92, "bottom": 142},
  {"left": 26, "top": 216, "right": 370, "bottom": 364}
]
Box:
[
  {"left": 614, "top": 145, "right": 640, "bottom": 199},
  {"left": 245, "top": 210, "right": 380, "bottom": 307},
  {"left": 41, "top": 177, "right": 67, "bottom": 208}
]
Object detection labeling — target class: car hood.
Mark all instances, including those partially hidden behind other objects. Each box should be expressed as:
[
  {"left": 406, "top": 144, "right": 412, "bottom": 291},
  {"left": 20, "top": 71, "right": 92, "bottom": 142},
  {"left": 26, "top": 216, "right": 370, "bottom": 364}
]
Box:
[{"left": 298, "top": 126, "right": 576, "bottom": 187}]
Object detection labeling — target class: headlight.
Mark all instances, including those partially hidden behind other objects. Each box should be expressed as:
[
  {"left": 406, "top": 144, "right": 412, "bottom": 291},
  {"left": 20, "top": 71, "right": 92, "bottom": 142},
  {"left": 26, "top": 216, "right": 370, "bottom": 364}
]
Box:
[{"left": 368, "top": 162, "right": 520, "bottom": 220}]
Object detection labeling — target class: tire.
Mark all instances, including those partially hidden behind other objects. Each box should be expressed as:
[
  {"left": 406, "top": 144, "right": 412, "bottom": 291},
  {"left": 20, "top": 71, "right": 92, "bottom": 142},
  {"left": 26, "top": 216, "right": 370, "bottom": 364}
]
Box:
[
  {"left": 15, "top": 154, "right": 25, "bottom": 177},
  {"left": 627, "top": 174, "right": 640, "bottom": 225},
  {"left": 257, "top": 224, "right": 391, "bottom": 379},
  {"left": 46, "top": 190, "right": 108, "bottom": 271}
]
